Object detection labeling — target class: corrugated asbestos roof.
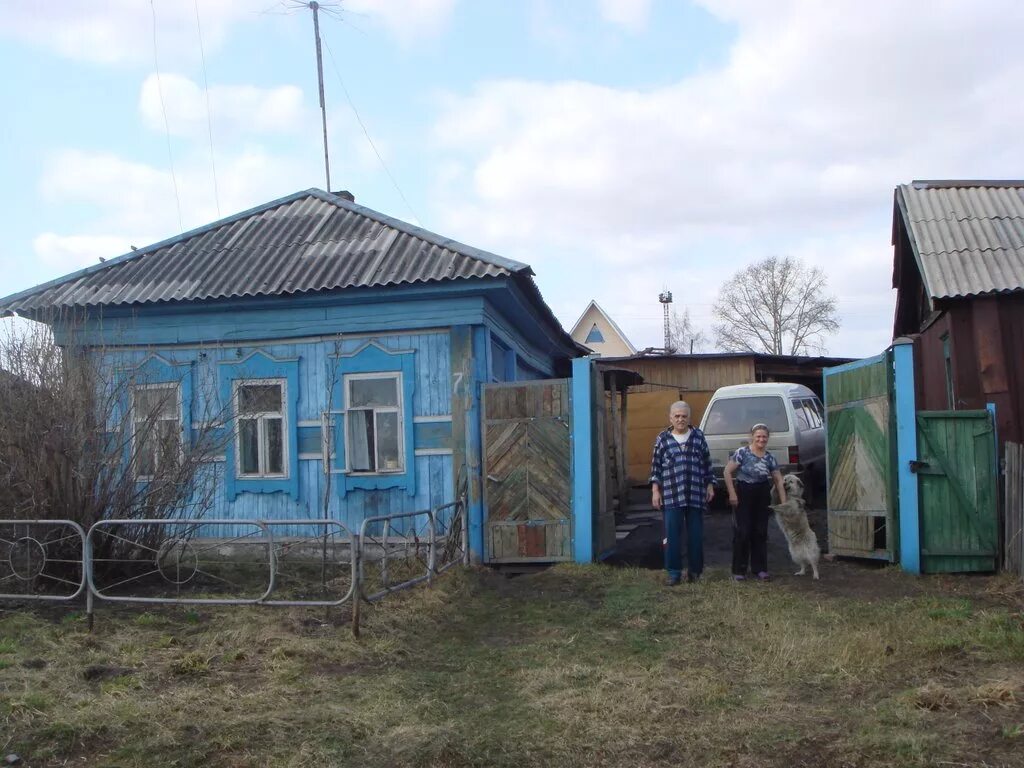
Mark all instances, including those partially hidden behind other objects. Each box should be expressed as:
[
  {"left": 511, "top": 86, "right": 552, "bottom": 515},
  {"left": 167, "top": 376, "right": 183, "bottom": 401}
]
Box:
[
  {"left": 0, "top": 189, "right": 532, "bottom": 313},
  {"left": 897, "top": 181, "right": 1024, "bottom": 300}
]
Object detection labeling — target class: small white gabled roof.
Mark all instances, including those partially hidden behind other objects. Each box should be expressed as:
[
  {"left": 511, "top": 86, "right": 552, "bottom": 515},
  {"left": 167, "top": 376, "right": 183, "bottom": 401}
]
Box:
[{"left": 569, "top": 300, "right": 637, "bottom": 354}]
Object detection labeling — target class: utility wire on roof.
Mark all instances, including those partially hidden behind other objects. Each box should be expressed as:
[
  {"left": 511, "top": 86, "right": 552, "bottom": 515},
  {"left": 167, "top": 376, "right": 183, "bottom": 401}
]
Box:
[
  {"left": 322, "top": 36, "right": 422, "bottom": 227},
  {"left": 194, "top": 0, "right": 221, "bottom": 218},
  {"left": 150, "top": 0, "right": 184, "bottom": 232}
]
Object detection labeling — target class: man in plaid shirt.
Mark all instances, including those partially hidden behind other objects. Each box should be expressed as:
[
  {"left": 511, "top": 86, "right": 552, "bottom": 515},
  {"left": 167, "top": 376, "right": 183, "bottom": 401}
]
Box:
[{"left": 650, "top": 401, "right": 715, "bottom": 586}]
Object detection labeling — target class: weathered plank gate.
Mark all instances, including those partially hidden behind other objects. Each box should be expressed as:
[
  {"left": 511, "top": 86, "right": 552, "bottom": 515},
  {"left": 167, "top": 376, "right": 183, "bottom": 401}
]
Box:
[
  {"left": 823, "top": 351, "right": 896, "bottom": 560},
  {"left": 824, "top": 342, "right": 1000, "bottom": 573},
  {"left": 482, "top": 380, "right": 573, "bottom": 563}
]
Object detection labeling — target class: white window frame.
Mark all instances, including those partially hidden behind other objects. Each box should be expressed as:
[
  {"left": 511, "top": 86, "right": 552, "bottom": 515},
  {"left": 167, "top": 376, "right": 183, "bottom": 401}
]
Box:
[
  {"left": 344, "top": 371, "right": 405, "bottom": 475},
  {"left": 131, "top": 382, "right": 182, "bottom": 480},
  {"left": 233, "top": 378, "right": 288, "bottom": 479}
]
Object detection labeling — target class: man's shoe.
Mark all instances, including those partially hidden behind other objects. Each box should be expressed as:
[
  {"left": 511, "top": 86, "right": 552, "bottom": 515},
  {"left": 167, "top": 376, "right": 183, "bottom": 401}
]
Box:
[{"left": 664, "top": 575, "right": 681, "bottom": 587}]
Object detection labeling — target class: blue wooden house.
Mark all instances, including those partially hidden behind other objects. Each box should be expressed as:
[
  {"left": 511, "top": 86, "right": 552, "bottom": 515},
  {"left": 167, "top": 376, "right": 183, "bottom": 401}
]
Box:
[{"left": 0, "top": 189, "right": 601, "bottom": 563}]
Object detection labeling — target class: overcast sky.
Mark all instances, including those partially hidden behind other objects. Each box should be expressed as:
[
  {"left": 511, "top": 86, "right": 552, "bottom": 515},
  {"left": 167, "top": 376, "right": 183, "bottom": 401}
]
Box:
[{"left": 2, "top": 0, "right": 1023, "bottom": 357}]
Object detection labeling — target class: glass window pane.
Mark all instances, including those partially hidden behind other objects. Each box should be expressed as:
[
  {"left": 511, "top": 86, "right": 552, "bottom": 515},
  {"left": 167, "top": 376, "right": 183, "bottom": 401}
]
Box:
[
  {"left": 375, "top": 411, "right": 401, "bottom": 471},
  {"left": 703, "top": 396, "right": 789, "bottom": 435},
  {"left": 347, "top": 409, "right": 374, "bottom": 471},
  {"left": 136, "top": 386, "right": 178, "bottom": 420},
  {"left": 239, "top": 384, "right": 282, "bottom": 415},
  {"left": 805, "top": 401, "right": 822, "bottom": 428},
  {"left": 265, "top": 417, "right": 284, "bottom": 475},
  {"left": 349, "top": 377, "right": 398, "bottom": 408},
  {"left": 137, "top": 433, "right": 157, "bottom": 477},
  {"left": 156, "top": 421, "right": 180, "bottom": 467},
  {"left": 239, "top": 419, "right": 260, "bottom": 474},
  {"left": 791, "top": 399, "right": 811, "bottom": 430}
]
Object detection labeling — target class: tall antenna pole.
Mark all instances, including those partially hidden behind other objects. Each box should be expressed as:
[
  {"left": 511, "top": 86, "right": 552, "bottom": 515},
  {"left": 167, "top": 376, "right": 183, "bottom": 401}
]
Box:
[
  {"left": 659, "top": 291, "right": 673, "bottom": 353},
  {"left": 309, "top": 1, "right": 331, "bottom": 192}
]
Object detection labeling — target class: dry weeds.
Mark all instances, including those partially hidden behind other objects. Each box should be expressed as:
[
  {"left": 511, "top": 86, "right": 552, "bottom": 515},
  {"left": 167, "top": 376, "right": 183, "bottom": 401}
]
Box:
[{"left": 1, "top": 565, "right": 1023, "bottom": 767}]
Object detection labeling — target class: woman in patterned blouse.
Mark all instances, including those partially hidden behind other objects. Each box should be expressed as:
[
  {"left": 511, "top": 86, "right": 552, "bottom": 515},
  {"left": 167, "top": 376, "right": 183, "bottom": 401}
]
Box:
[{"left": 723, "top": 423, "right": 786, "bottom": 581}]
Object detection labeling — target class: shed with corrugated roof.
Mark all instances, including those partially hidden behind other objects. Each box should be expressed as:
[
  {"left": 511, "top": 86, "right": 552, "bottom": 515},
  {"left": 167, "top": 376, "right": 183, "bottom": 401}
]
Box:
[{"left": 892, "top": 179, "right": 1024, "bottom": 443}]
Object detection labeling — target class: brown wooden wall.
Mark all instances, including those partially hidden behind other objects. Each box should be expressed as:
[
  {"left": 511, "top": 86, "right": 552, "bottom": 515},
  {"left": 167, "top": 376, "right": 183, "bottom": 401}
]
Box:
[
  {"left": 612, "top": 356, "right": 756, "bottom": 394},
  {"left": 914, "top": 295, "right": 1024, "bottom": 446},
  {"left": 626, "top": 390, "right": 714, "bottom": 483}
]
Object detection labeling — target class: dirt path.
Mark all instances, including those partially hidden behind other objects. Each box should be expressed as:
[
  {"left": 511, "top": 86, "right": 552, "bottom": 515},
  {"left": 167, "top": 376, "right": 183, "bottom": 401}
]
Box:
[{"left": 607, "top": 500, "right": 1023, "bottom": 607}]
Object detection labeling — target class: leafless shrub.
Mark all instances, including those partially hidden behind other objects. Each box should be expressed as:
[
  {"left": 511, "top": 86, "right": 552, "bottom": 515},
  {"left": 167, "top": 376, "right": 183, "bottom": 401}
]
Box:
[{"left": 0, "top": 312, "right": 229, "bottom": 579}]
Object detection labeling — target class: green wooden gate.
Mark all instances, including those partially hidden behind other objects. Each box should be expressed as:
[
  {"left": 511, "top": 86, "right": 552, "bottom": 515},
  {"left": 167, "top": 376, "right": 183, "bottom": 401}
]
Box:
[
  {"left": 915, "top": 411, "right": 999, "bottom": 573},
  {"left": 824, "top": 353, "right": 897, "bottom": 560},
  {"left": 482, "top": 380, "right": 573, "bottom": 563}
]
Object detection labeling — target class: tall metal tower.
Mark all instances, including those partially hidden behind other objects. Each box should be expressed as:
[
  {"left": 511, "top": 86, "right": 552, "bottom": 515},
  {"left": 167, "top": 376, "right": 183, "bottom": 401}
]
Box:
[{"left": 658, "top": 291, "right": 673, "bottom": 352}]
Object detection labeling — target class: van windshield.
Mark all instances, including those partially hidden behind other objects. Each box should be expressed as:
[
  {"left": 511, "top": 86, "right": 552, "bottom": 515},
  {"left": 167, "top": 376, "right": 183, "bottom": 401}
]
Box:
[{"left": 703, "top": 396, "right": 789, "bottom": 435}]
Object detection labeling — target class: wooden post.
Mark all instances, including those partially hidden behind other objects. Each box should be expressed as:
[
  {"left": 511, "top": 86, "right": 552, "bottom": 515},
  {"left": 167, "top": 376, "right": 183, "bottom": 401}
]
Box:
[
  {"left": 609, "top": 372, "right": 621, "bottom": 511},
  {"left": 618, "top": 387, "right": 629, "bottom": 509}
]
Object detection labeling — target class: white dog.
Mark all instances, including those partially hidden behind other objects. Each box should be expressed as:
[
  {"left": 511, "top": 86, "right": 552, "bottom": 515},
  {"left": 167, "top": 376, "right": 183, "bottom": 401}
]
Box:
[
  {"left": 772, "top": 472, "right": 805, "bottom": 507},
  {"left": 770, "top": 492, "right": 821, "bottom": 580}
]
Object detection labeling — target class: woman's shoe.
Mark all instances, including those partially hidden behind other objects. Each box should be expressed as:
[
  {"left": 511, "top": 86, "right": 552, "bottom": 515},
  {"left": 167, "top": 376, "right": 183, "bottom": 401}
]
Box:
[
  {"left": 756, "top": 571, "right": 772, "bottom": 582},
  {"left": 732, "top": 574, "right": 745, "bottom": 582}
]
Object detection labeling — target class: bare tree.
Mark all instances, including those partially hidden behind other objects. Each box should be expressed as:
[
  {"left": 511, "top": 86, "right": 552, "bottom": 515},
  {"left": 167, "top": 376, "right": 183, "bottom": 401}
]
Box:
[
  {"left": 711, "top": 256, "right": 839, "bottom": 355},
  {"left": 0, "top": 314, "right": 228, "bottom": 579},
  {"left": 666, "top": 307, "right": 709, "bottom": 354}
]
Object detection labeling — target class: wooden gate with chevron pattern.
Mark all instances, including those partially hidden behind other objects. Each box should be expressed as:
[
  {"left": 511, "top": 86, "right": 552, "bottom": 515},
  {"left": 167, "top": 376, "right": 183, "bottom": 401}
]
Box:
[
  {"left": 824, "top": 352, "right": 897, "bottom": 561},
  {"left": 482, "top": 380, "right": 573, "bottom": 563}
]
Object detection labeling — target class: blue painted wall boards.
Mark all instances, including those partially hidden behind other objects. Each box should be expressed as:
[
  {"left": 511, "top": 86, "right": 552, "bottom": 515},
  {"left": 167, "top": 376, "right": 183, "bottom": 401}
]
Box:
[
  {"left": 892, "top": 340, "right": 921, "bottom": 574},
  {"left": 571, "top": 357, "right": 594, "bottom": 563}
]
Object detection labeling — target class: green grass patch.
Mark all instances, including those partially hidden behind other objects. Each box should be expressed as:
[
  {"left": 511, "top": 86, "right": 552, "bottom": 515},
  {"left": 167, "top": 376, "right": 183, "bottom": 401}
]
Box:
[{"left": 1, "top": 564, "right": 1022, "bottom": 767}]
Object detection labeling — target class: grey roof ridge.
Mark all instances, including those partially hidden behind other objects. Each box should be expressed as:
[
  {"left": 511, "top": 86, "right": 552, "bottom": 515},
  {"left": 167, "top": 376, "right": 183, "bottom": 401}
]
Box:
[
  {"left": 310, "top": 189, "right": 533, "bottom": 276},
  {"left": 0, "top": 188, "right": 533, "bottom": 311},
  {"left": 907, "top": 180, "right": 1024, "bottom": 189}
]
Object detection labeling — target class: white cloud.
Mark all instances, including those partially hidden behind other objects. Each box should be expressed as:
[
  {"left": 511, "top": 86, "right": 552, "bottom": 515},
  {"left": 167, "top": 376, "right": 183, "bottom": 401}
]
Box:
[
  {"left": 139, "top": 74, "right": 305, "bottom": 139},
  {"left": 342, "top": 0, "right": 458, "bottom": 43},
  {"left": 33, "top": 233, "right": 146, "bottom": 272},
  {"left": 36, "top": 147, "right": 315, "bottom": 252},
  {"left": 429, "top": 0, "right": 1024, "bottom": 357},
  {"left": 0, "top": 0, "right": 262, "bottom": 65},
  {"left": 0, "top": 0, "right": 459, "bottom": 64},
  {"left": 598, "top": 0, "right": 652, "bottom": 31}
]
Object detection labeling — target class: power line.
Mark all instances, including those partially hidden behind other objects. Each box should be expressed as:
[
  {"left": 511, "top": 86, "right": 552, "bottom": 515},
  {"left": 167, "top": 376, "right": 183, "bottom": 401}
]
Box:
[
  {"left": 194, "top": 0, "right": 221, "bottom": 217},
  {"left": 322, "top": 36, "right": 422, "bottom": 226},
  {"left": 149, "top": 0, "right": 184, "bottom": 232}
]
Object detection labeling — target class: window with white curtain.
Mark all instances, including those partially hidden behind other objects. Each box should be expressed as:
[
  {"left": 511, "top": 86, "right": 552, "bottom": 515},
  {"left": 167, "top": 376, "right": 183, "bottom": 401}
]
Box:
[
  {"left": 132, "top": 383, "right": 181, "bottom": 479},
  {"left": 345, "top": 373, "right": 403, "bottom": 473},
  {"left": 234, "top": 379, "right": 287, "bottom": 478}
]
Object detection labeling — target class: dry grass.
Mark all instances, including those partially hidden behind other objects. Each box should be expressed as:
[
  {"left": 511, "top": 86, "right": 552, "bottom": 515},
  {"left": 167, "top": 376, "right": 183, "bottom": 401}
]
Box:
[{"left": 1, "top": 564, "right": 1023, "bottom": 767}]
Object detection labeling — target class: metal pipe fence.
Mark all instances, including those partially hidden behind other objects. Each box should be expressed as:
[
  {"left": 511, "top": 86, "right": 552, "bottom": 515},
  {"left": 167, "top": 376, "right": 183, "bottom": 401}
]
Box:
[
  {"left": 0, "top": 520, "right": 87, "bottom": 601},
  {"left": 0, "top": 495, "right": 467, "bottom": 634},
  {"left": 358, "top": 508, "right": 435, "bottom": 603}
]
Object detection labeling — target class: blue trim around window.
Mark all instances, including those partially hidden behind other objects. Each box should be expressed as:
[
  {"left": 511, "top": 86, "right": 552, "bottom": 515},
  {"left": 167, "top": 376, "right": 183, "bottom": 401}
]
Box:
[
  {"left": 217, "top": 350, "right": 300, "bottom": 501},
  {"left": 331, "top": 341, "right": 416, "bottom": 498},
  {"left": 126, "top": 353, "right": 195, "bottom": 434},
  {"left": 118, "top": 354, "right": 194, "bottom": 474}
]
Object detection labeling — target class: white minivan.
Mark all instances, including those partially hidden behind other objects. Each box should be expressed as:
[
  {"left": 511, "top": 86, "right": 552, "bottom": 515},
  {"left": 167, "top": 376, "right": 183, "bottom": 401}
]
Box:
[{"left": 698, "top": 382, "right": 826, "bottom": 505}]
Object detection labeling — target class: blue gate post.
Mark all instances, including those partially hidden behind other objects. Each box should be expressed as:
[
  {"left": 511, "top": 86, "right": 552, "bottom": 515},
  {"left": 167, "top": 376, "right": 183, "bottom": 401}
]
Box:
[
  {"left": 571, "top": 357, "right": 595, "bottom": 563},
  {"left": 892, "top": 338, "right": 921, "bottom": 574}
]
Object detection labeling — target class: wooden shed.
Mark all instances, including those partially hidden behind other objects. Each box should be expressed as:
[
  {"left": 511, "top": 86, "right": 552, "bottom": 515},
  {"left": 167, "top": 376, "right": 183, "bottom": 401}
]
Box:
[{"left": 892, "top": 180, "right": 1024, "bottom": 446}]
